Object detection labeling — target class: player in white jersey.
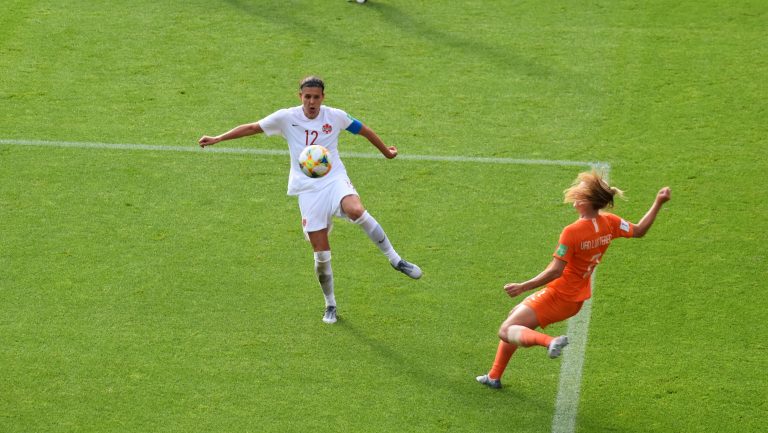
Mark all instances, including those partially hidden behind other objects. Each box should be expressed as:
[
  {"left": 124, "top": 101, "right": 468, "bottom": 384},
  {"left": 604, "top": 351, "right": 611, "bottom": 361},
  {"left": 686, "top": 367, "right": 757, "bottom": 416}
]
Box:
[{"left": 198, "top": 76, "right": 422, "bottom": 324}]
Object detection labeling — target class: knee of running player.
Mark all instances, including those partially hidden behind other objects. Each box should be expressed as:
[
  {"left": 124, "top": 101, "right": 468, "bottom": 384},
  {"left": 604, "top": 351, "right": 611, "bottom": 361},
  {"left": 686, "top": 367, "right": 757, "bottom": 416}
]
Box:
[
  {"left": 498, "top": 324, "right": 523, "bottom": 343},
  {"left": 347, "top": 205, "right": 366, "bottom": 221},
  {"left": 341, "top": 196, "right": 366, "bottom": 221}
]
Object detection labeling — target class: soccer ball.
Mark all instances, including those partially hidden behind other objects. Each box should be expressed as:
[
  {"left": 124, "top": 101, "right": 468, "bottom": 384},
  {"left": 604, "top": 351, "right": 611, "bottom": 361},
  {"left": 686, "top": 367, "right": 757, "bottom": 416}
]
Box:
[{"left": 298, "top": 145, "right": 332, "bottom": 178}]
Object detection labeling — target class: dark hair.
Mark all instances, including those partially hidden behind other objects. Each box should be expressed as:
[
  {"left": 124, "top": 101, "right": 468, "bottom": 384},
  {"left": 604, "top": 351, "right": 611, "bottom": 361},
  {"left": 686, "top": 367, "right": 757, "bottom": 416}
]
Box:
[{"left": 300, "top": 76, "right": 325, "bottom": 92}]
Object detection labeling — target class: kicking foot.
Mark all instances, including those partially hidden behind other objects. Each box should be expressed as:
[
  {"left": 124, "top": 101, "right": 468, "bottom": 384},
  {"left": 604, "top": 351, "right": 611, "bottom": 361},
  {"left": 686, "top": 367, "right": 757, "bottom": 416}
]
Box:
[
  {"left": 476, "top": 374, "right": 502, "bottom": 389},
  {"left": 547, "top": 335, "right": 569, "bottom": 359},
  {"left": 322, "top": 306, "right": 337, "bottom": 324},
  {"left": 392, "top": 259, "right": 422, "bottom": 279}
]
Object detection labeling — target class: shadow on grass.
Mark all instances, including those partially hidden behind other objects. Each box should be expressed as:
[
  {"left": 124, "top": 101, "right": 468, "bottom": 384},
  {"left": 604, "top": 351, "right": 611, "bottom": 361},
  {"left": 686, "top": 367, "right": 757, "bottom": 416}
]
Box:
[
  {"left": 333, "top": 315, "right": 556, "bottom": 414},
  {"left": 222, "top": 0, "right": 559, "bottom": 81}
]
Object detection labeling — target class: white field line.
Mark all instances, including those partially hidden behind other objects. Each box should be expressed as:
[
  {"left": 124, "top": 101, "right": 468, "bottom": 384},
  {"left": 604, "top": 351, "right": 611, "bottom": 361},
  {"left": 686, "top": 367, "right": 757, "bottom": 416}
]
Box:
[
  {"left": 0, "top": 138, "right": 609, "bottom": 169},
  {"left": 552, "top": 290, "right": 594, "bottom": 433},
  {"left": 1, "top": 137, "right": 608, "bottom": 433},
  {"left": 551, "top": 167, "right": 610, "bottom": 433}
]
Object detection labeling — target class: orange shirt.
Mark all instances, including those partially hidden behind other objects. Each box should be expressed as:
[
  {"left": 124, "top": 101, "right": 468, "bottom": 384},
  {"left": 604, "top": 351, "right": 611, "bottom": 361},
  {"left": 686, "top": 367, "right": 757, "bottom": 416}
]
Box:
[{"left": 548, "top": 212, "right": 634, "bottom": 302}]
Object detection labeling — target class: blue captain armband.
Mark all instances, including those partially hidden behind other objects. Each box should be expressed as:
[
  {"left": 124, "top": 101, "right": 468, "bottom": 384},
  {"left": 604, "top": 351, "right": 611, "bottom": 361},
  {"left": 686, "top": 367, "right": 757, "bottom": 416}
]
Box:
[{"left": 345, "top": 118, "right": 363, "bottom": 134}]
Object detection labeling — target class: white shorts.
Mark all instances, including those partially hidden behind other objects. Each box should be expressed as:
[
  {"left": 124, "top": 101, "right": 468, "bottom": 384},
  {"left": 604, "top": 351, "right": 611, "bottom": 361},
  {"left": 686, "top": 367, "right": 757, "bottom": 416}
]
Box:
[{"left": 298, "top": 177, "right": 358, "bottom": 234}]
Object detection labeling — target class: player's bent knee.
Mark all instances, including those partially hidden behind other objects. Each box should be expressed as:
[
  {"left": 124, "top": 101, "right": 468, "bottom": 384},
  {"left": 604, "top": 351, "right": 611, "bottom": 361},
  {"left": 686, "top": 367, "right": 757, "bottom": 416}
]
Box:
[
  {"left": 500, "top": 325, "right": 525, "bottom": 343},
  {"left": 347, "top": 206, "right": 366, "bottom": 221},
  {"left": 341, "top": 195, "right": 366, "bottom": 221},
  {"left": 498, "top": 325, "right": 510, "bottom": 342}
]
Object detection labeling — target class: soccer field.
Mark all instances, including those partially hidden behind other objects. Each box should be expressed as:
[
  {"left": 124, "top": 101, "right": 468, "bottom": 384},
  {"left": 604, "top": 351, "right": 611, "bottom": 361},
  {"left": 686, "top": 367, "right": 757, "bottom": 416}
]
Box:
[{"left": 1, "top": 1, "right": 766, "bottom": 432}]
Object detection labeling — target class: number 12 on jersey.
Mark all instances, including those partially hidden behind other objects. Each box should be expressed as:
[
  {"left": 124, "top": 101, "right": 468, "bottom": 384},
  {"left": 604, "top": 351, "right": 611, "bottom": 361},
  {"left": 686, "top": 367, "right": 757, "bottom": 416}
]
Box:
[{"left": 305, "top": 130, "right": 318, "bottom": 146}]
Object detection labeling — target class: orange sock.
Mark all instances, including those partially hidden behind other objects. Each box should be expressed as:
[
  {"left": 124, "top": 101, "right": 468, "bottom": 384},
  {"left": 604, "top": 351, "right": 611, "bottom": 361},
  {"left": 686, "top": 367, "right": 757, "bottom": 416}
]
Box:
[
  {"left": 488, "top": 340, "right": 517, "bottom": 380},
  {"left": 518, "top": 328, "right": 554, "bottom": 348}
]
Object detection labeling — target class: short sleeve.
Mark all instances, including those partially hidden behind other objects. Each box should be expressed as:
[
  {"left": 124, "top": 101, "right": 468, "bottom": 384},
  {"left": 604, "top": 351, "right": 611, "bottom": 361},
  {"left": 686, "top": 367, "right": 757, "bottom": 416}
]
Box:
[
  {"left": 322, "top": 107, "right": 352, "bottom": 131},
  {"left": 258, "top": 109, "right": 289, "bottom": 137},
  {"left": 605, "top": 213, "right": 634, "bottom": 238},
  {"left": 553, "top": 227, "right": 574, "bottom": 263},
  {"left": 345, "top": 118, "right": 363, "bottom": 134}
]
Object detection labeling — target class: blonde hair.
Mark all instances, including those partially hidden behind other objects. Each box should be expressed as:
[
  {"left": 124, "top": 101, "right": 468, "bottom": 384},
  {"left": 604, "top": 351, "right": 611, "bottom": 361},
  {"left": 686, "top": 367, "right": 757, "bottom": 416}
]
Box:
[{"left": 563, "top": 170, "right": 624, "bottom": 210}]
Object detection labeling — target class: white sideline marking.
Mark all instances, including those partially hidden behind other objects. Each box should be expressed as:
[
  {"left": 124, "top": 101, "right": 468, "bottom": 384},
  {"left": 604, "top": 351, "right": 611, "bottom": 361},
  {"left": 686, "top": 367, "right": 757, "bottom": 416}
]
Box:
[
  {"left": 1, "top": 137, "right": 609, "bottom": 432},
  {"left": 552, "top": 167, "right": 610, "bottom": 433},
  {"left": 552, "top": 289, "right": 594, "bottom": 433},
  {"left": 0, "top": 138, "right": 608, "bottom": 169}
]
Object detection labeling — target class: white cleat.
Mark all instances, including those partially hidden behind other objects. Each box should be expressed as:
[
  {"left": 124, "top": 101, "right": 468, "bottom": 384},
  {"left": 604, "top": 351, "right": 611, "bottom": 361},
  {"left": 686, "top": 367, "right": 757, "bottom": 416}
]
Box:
[
  {"left": 476, "top": 374, "right": 502, "bottom": 389},
  {"left": 547, "top": 335, "right": 569, "bottom": 359},
  {"left": 322, "top": 306, "right": 337, "bottom": 324},
  {"left": 393, "top": 259, "right": 422, "bottom": 279}
]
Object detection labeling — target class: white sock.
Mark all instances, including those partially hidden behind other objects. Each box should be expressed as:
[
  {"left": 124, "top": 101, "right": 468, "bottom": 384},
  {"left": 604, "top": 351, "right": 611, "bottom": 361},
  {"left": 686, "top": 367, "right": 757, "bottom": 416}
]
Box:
[
  {"left": 354, "top": 211, "right": 401, "bottom": 266},
  {"left": 314, "top": 251, "right": 335, "bottom": 307}
]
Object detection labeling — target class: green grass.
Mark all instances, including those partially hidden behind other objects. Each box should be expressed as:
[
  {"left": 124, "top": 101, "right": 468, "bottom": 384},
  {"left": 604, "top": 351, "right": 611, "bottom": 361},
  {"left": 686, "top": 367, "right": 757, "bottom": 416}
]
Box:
[{"left": 1, "top": 1, "right": 766, "bottom": 432}]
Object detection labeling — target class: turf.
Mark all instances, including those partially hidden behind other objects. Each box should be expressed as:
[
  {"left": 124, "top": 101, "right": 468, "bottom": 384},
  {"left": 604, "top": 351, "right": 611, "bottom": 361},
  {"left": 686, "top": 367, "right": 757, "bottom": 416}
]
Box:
[{"left": 1, "top": 1, "right": 766, "bottom": 432}]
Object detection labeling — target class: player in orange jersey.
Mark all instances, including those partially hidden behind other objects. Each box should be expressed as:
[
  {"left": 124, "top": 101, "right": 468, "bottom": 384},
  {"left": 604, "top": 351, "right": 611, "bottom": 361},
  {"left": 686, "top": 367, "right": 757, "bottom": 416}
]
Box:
[{"left": 476, "top": 171, "right": 671, "bottom": 388}]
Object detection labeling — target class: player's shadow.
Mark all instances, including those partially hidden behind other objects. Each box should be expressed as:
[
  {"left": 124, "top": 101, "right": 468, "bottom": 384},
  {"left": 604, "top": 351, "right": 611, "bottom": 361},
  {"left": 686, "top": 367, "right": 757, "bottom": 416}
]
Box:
[
  {"left": 335, "top": 317, "right": 426, "bottom": 378},
  {"left": 221, "top": 0, "right": 584, "bottom": 88},
  {"left": 336, "top": 318, "right": 503, "bottom": 392},
  {"left": 368, "top": 2, "right": 555, "bottom": 79},
  {"left": 335, "top": 317, "right": 564, "bottom": 423}
]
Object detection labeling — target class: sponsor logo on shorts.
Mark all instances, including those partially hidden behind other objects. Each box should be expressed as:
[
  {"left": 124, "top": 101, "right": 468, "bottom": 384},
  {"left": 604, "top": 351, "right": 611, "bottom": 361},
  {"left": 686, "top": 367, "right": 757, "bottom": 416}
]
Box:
[{"left": 302, "top": 218, "right": 307, "bottom": 227}]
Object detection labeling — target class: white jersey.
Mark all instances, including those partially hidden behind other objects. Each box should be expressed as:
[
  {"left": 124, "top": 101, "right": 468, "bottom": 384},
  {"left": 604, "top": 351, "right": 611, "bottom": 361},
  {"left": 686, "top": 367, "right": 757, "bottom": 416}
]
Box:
[{"left": 258, "top": 105, "right": 356, "bottom": 195}]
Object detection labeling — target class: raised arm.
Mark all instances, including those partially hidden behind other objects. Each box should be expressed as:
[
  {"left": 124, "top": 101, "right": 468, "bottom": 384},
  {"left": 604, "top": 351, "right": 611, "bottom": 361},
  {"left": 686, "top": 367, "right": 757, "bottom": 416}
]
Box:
[
  {"left": 504, "top": 257, "right": 567, "bottom": 298},
  {"left": 358, "top": 124, "right": 397, "bottom": 159},
  {"left": 633, "top": 187, "right": 672, "bottom": 238},
  {"left": 199, "top": 122, "right": 264, "bottom": 148}
]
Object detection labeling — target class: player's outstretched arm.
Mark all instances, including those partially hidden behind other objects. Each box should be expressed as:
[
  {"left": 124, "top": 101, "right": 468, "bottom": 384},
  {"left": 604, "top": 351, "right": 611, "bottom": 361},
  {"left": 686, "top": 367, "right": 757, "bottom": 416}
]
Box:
[
  {"left": 359, "top": 124, "right": 397, "bottom": 159},
  {"left": 199, "top": 122, "right": 264, "bottom": 148},
  {"left": 504, "top": 258, "right": 566, "bottom": 298},
  {"left": 633, "top": 187, "right": 671, "bottom": 238}
]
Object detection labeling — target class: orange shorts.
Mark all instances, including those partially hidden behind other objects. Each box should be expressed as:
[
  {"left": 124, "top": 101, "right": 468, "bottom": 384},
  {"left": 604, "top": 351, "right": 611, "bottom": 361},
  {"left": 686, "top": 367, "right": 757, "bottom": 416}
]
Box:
[{"left": 521, "top": 287, "right": 584, "bottom": 328}]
